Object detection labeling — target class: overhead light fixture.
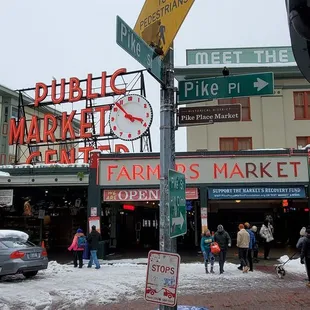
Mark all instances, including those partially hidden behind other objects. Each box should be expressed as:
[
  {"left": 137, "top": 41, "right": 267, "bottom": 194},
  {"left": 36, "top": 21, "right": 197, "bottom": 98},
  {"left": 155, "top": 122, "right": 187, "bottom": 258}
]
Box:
[{"left": 235, "top": 200, "right": 241, "bottom": 203}]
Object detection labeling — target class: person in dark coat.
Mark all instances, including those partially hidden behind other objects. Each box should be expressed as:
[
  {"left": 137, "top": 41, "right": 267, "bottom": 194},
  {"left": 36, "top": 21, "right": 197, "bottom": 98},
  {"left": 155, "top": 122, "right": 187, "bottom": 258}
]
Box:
[
  {"left": 245, "top": 222, "right": 256, "bottom": 272},
  {"left": 300, "top": 228, "right": 310, "bottom": 288},
  {"left": 87, "top": 225, "right": 102, "bottom": 269},
  {"left": 214, "top": 224, "right": 231, "bottom": 274}
]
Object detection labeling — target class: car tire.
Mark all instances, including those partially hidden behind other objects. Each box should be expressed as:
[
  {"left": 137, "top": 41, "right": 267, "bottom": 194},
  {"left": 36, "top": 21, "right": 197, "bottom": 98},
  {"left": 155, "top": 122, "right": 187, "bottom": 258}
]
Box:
[{"left": 23, "top": 271, "right": 38, "bottom": 278}]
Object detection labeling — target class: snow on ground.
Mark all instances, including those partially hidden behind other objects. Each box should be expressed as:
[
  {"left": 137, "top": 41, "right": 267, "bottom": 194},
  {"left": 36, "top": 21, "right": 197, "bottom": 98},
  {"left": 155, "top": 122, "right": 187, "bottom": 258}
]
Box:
[
  {"left": 0, "top": 259, "right": 271, "bottom": 310},
  {"left": 278, "top": 255, "right": 307, "bottom": 274}
]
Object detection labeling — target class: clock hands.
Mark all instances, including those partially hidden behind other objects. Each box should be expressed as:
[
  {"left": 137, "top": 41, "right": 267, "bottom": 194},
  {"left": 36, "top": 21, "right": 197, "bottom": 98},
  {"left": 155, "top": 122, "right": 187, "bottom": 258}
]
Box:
[{"left": 115, "top": 102, "right": 144, "bottom": 123}]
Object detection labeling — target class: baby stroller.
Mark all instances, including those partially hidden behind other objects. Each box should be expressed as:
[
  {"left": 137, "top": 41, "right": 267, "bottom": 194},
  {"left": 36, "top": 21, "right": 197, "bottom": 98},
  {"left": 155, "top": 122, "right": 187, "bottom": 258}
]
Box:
[{"left": 275, "top": 252, "right": 298, "bottom": 279}]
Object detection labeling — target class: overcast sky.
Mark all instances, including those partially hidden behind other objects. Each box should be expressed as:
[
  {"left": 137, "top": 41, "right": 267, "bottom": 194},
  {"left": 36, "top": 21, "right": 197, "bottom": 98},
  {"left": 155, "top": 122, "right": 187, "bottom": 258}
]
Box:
[{"left": 0, "top": 0, "right": 290, "bottom": 152}]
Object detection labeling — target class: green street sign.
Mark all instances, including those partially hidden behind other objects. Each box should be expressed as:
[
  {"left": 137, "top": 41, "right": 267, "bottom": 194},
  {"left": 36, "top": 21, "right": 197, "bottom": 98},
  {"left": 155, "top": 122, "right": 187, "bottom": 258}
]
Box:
[
  {"left": 116, "top": 16, "right": 163, "bottom": 84},
  {"left": 168, "top": 169, "right": 187, "bottom": 239},
  {"left": 178, "top": 72, "right": 274, "bottom": 104}
]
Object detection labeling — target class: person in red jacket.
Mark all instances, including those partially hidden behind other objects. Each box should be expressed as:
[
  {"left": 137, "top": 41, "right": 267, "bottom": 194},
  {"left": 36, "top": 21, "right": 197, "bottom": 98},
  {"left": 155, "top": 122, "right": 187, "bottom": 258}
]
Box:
[{"left": 68, "top": 228, "right": 86, "bottom": 268}]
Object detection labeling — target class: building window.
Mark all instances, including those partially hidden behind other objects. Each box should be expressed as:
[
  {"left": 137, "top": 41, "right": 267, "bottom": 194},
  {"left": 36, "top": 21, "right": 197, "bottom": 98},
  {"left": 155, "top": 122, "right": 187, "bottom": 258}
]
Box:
[
  {"left": 294, "top": 91, "right": 310, "bottom": 119},
  {"left": 296, "top": 136, "right": 310, "bottom": 149},
  {"left": 218, "top": 97, "right": 251, "bottom": 121},
  {"left": 220, "top": 137, "right": 252, "bottom": 151}
]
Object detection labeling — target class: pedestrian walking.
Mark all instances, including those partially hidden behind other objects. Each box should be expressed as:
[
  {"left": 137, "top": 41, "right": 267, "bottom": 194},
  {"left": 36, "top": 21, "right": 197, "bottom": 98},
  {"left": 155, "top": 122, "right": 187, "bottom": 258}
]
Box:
[
  {"left": 251, "top": 225, "right": 259, "bottom": 263},
  {"left": 260, "top": 219, "right": 274, "bottom": 260},
  {"left": 87, "top": 225, "right": 102, "bottom": 269},
  {"left": 297, "top": 227, "right": 307, "bottom": 251},
  {"left": 214, "top": 224, "right": 231, "bottom": 274},
  {"left": 200, "top": 229, "right": 215, "bottom": 274},
  {"left": 237, "top": 224, "right": 250, "bottom": 273},
  {"left": 244, "top": 222, "right": 256, "bottom": 272},
  {"left": 68, "top": 228, "right": 86, "bottom": 268},
  {"left": 300, "top": 227, "right": 310, "bottom": 288}
]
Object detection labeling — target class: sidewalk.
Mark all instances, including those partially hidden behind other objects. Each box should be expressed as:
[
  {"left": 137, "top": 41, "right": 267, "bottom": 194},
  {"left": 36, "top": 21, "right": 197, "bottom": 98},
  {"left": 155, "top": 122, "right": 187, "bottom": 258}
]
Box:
[{"left": 88, "top": 266, "right": 310, "bottom": 310}]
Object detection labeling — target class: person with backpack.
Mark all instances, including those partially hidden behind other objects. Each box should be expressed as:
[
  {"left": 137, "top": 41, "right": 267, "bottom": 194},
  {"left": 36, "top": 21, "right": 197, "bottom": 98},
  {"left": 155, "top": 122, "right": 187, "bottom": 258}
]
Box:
[
  {"left": 68, "top": 228, "right": 86, "bottom": 268},
  {"left": 244, "top": 222, "right": 256, "bottom": 272},
  {"left": 87, "top": 225, "right": 102, "bottom": 269}
]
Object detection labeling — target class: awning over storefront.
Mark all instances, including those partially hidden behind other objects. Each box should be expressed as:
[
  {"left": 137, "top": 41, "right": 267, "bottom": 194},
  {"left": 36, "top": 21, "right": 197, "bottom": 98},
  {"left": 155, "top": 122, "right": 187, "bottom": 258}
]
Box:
[
  {"left": 103, "top": 188, "right": 199, "bottom": 202},
  {"left": 208, "top": 186, "right": 307, "bottom": 200}
]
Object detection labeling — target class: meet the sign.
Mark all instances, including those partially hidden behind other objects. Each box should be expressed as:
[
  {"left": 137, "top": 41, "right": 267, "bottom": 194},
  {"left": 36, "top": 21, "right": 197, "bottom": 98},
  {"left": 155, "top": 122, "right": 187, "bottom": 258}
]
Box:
[
  {"left": 98, "top": 155, "right": 309, "bottom": 186},
  {"left": 178, "top": 104, "right": 241, "bottom": 126},
  {"left": 186, "top": 46, "right": 295, "bottom": 65},
  {"left": 208, "top": 186, "right": 306, "bottom": 200}
]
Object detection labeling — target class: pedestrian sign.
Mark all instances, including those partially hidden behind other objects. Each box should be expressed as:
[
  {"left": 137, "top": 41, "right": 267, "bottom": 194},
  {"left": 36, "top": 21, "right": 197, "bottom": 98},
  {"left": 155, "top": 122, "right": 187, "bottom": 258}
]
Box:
[
  {"left": 168, "top": 169, "right": 187, "bottom": 238},
  {"left": 134, "top": 0, "right": 195, "bottom": 57}
]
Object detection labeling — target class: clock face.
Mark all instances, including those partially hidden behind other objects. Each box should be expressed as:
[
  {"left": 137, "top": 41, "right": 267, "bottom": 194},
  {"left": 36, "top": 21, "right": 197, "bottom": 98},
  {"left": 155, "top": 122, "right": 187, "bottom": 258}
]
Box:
[{"left": 109, "top": 94, "right": 153, "bottom": 141}]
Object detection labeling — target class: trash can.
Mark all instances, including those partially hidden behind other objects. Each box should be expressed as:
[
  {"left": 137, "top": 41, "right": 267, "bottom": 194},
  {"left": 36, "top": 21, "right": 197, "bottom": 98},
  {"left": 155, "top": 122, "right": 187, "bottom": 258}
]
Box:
[{"left": 97, "top": 241, "right": 106, "bottom": 260}]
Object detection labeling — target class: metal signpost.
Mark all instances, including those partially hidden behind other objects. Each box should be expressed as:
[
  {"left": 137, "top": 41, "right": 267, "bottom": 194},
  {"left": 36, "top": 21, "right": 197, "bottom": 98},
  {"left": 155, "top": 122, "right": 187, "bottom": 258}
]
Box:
[
  {"left": 178, "top": 72, "right": 274, "bottom": 103},
  {"left": 145, "top": 250, "right": 181, "bottom": 307},
  {"left": 116, "top": 16, "right": 163, "bottom": 83},
  {"left": 168, "top": 170, "right": 187, "bottom": 238}
]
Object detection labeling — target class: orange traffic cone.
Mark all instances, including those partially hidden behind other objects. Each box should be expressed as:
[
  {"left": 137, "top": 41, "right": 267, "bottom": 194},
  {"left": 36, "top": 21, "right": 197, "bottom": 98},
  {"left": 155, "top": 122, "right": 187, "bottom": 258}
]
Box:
[{"left": 41, "top": 240, "right": 45, "bottom": 248}]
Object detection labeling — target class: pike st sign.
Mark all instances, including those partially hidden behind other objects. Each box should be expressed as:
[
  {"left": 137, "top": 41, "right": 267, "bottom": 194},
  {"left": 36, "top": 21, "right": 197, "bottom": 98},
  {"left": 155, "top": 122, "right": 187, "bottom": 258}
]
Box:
[
  {"left": 178, "top": 72, "right": 274, "bottom": 104},
  {"left": 116, "top": 16, "right": 163, "bottom": 83},
  {"left": 168, "top": 169, "right": 187, "bottom": 238}
]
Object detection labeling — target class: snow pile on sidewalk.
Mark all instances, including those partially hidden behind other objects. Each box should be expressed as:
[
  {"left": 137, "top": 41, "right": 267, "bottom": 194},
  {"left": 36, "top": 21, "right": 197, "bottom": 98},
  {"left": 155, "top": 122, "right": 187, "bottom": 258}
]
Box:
[
  {"left": 0, "top": 260, "right": 271, "bottom": 309},
  {"left": 278, "top": 255, "right": 306, "bottom": 274}
]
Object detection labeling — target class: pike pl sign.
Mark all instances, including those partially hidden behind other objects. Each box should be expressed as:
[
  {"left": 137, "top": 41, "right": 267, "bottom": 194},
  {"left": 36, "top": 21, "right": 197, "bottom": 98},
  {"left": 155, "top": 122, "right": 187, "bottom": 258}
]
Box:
[
  {"left": 116, "top": 16, "right": 163, "bottom": 83},
  {"left": 178, "top": 72, "right": 274, "bottom": 103}
]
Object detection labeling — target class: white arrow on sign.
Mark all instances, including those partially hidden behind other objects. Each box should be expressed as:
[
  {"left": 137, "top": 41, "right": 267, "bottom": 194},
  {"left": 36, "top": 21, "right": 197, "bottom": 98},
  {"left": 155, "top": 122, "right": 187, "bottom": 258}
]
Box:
[
  {"left": 254, "top": 78, "right": 269, "bottom": 92},
  {"left": 172, "top": 212, "right": 184, "bottom": 228}
]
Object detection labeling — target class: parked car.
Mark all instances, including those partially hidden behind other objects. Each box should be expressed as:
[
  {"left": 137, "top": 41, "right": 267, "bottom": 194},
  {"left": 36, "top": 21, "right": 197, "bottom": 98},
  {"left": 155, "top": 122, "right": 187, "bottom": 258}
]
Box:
[{"left": 0, "top": 230, "right": 48, "bottom": 279}]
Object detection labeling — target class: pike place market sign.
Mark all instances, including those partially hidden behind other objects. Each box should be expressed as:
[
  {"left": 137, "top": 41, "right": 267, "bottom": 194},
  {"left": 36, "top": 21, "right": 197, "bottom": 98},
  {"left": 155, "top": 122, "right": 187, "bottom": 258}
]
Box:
[{"left": 98, "top": 155, "right": 309, "bottom": 186}]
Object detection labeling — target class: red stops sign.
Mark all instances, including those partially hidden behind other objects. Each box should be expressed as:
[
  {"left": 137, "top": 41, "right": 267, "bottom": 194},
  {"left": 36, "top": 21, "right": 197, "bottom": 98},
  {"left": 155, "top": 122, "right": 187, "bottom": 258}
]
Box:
[{"left": 145, "top": 250, "right": 180, "bottom": 307}]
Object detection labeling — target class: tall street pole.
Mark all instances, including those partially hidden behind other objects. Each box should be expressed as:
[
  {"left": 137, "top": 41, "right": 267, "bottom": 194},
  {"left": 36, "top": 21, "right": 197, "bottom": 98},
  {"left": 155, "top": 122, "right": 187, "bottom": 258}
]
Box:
[{"left": 159, "top": 44, "right": 177, "bottom": 310}]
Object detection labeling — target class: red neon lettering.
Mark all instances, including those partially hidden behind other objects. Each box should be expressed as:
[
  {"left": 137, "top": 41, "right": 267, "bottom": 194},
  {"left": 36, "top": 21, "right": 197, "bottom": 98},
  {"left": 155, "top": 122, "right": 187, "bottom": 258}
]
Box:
[
  {"left": 61, "top": 111, "right": 76, "bottom": 140},
  {"left": 51, "top": 79, "right": 65, "bottom": 104},
  {"left": 98, "top": 145, "right": 111, "bottom": 152},
  {"left": 79, "top": 146, "right": 94, "bottom": 163},
  {"left": 26, "top": 116, "right": 40, "bottom": 144},
  {"left": 43, "top": 114, "right": 57, "bottom": 142},
  {"left": 34, "top": 82, "right": 48, "bottom": 106},
  {"left": 115, "top": 144, "right": 129, "bottom": 153},
  {"left": 277, "top": 162, "right": 288, "bottom": 177},
  {"left": 146, "top": 164, "right": 160, "bottom": 180},
  {"left": 110, "top": 68, "right": 127, "bottom": 95},
  {"left": 80, "top": 108, "right": 92, "bottom": 139},
  {"left": 175, "top": 163, "right": 186, "bottom": 174},
  {"left": 107, "top": 165, "right": 118, "bottom": 181},
  {"left": 260, "top": 162, "right": 272, "bottom": 177},
  {"left": 68, "top": 77, "right": 83, "bottom": 102},
  {"left": 213, "top": 163, "right": 227, "bottom": 179},
  {"left": 45, "top": 149, "right": 57, "bottom": 164},
  {"left": 95, "top": 105, "right": 110, "bottom": 136},
  {"left": 60, "top": 148, "right": 75, "bottom": 164},
  {"left": 86, "top": 74, "right": 99, "bottom": 99},
  {"left": 26, "top": 151, "right": 41, "bottom": 164},
  {"left": 116, "top": 166, "right": 131, "bottom": 181},
  {"left": 245, "top": 163, "right": 258, "bottom": 178},
  {"left": 229, "top": 163, "right": 245, "bottom": 179},
  {"left": 133, "top": 165, "right": 145, "bottom": 180},
  {"left": 101, "top": 71, "right": 107, "bottom": 97},
  {"left": 289, "top": 162, "right": 301, "bottom": 177},
  {"left": 9, "top": 117, "right": 25, "bottom": 145},
  {"left": 189, "top": 163, "right": 200, "bottom": 180}
]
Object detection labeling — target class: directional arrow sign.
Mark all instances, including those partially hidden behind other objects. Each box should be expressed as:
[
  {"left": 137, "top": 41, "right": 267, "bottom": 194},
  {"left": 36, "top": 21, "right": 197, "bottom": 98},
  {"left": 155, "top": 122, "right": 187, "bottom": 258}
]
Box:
[
  {"left": 168, "top": 169, "right": 187, "bottom": 238},
  {"left": 178, "top": 72, "right": 274, "bottom": 104},
  {"left": 116, "top": 16, "right": 163, "bottom": 84}
]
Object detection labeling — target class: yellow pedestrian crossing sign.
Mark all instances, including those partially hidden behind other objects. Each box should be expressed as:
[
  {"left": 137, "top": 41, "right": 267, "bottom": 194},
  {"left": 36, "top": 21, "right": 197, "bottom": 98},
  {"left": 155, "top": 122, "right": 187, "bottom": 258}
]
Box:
[{"left": 134, "top": 0, "right": 195, "bottom": 57}]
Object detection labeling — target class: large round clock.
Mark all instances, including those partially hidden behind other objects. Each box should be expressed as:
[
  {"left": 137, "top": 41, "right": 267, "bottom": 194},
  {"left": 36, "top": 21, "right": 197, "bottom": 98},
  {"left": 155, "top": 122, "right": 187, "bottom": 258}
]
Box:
[{"left": 109, "top": 94, "right": 153, "bottom": 141}]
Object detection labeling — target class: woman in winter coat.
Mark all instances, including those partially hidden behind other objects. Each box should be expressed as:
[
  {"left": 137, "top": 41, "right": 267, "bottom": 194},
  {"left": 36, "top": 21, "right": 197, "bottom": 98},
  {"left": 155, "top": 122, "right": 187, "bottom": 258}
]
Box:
[
  {"left": 300, "top": 228, "right": 310, "bottom": 288},
  {"left": 68, "top": 228, "right": 86, "bottom": 268},
  {"left": 200, "top": 229, "right": 215, "bottom": 274},
  {"left": 297, "top": 227, "right": 307, "bottom": 251},
  {"left": 259, "top": 219, "right": 274, "bottom": 260},
  {"left": 251, "top": 225, "right": 259, "bottom": 263},
  {"left": 245, "top": 222, "right": 256, "bottom": 272}
]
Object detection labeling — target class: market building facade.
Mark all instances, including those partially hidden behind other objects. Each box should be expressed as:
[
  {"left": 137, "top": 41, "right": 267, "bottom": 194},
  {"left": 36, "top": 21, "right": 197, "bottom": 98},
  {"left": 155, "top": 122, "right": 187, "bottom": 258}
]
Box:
[{"left": 88, "top": 149, "right": 310, "bottom": 251}]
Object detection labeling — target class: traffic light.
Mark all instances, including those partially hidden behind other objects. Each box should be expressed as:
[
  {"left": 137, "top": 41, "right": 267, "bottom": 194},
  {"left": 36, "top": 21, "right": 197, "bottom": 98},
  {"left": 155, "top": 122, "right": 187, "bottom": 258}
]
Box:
[{"left": 287, "top": 0, "right": 310, "bottom": 82}]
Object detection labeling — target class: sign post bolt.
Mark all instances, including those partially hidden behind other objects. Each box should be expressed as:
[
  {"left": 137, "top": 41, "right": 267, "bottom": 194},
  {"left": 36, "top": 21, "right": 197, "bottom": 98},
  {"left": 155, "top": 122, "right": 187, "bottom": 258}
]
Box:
[{"left": 159, "top": 45, "right": 177, "bottom": 310}]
